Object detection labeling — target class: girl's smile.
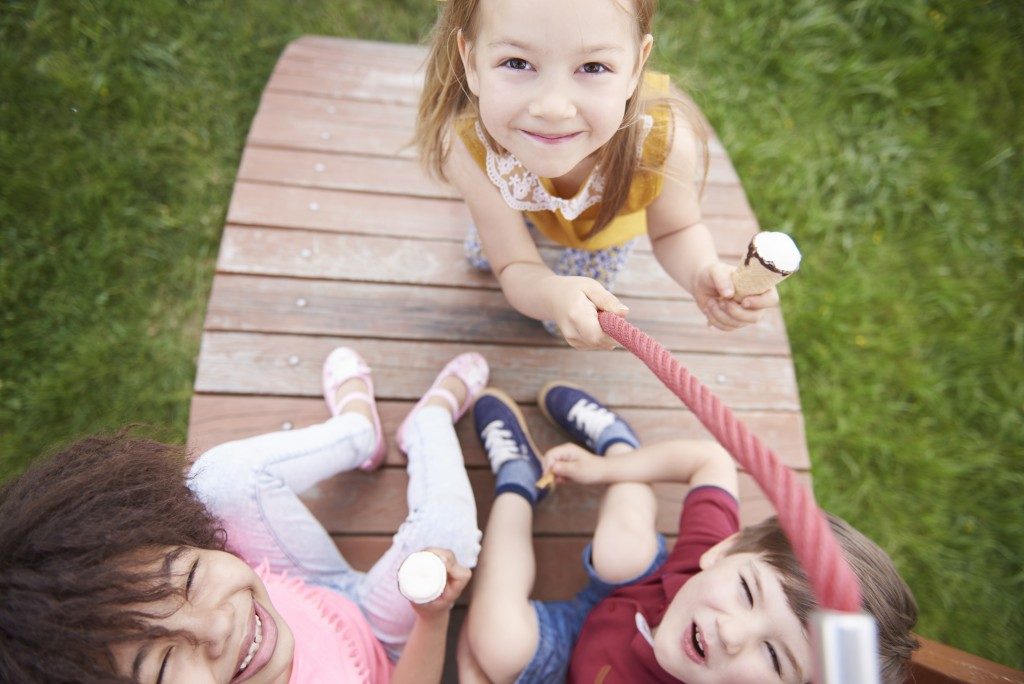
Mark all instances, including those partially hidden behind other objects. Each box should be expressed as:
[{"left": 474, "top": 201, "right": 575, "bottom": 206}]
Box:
[
  {"left": 113, "top": 548, "right": 294, "bottom": 684},
  {"left": 233, "top": 599, "right": 279, "bottom": 682},
  {"left": 459, "top": 0, "right": 652, "bottom": 183},
  {"left": 521, "top": 130, "right": 583, "bottom": 145}
]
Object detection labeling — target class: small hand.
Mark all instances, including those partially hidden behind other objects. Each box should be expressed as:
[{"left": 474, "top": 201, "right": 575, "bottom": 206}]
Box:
[
  {"left": 694, "top": 262, "right": 778, "bottom": 331},
  {"left": 410, "top": 547, "right": 472, "bottom": 617},
  {"left": 544, "top": 443, "right": 607, "bottom": 485},
  {"left": 548, "top": 276, "right": 628, "bottom": 350}
]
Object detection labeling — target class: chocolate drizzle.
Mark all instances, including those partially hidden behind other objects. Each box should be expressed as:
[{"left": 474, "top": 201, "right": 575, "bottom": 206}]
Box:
[{"left": 744, "top": 236, "right": 793, "bottom": 275}]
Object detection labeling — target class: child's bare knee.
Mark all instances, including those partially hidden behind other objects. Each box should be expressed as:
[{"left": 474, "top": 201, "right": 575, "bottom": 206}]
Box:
[
  {"left": 465, "top": 601, "right": 537, "bottom": 683},
  {"left": 592, "top": 531, "right": 659, "bottom": 584}
]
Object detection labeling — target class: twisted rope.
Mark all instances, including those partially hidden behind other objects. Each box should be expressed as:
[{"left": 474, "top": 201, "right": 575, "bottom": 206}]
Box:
[{"left": 599, "top": 311, "right": 861, "bottom": 612}]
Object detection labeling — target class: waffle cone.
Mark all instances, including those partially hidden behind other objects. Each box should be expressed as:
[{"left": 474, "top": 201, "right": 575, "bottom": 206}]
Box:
[{"left": 731, "top": 260, "right": 791, "bottom": 299}]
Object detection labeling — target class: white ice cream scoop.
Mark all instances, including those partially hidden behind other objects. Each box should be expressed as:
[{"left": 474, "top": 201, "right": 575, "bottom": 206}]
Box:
[
  {"left": 397, "top": 551, "right": 448, "bottom": 604},
  {"left": 730, "top": 231, "right": 802, "bottom": 299}
]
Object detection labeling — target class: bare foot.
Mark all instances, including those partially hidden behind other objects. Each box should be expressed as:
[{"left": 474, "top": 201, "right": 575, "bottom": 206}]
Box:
[{"left": 424, "top": 373, "right": 468, "bottom": 418}]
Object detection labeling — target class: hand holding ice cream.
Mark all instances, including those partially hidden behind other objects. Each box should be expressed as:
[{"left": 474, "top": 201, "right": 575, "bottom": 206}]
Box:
[
  {"left": 397, "top": 548, "right": 471, "bottom": 615},
  {"left": 694, "top": 231, "right": 800, "bottom": 330},
  {"left": 730, "top": 231, "right": 801, "bottom": 299}
]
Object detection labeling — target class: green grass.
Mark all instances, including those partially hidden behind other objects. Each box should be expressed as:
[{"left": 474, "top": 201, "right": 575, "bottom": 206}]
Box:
[{"left": 2, "top": 0, "right": 1022, "bottom": 669}]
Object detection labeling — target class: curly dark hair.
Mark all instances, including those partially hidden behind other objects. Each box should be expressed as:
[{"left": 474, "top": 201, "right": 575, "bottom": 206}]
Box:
[
  {"left": 728, "top": 513, "right": 919, "bottom": 684},
  {"left": 0, "top": 432, "right": 226, "bottom": 683}
]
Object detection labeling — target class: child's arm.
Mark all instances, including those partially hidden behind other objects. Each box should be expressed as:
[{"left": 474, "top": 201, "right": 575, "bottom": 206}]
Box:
[
  {"left": 390, "top": 548, "right": 472, "bottom": 684},
  {"left": 445, "top": 138, "right": 626, "bottom": 350},
  {"left": 645, "top": 118, "right": 779, "bottom": 331},
  {"left": 546, "top": 439, "right": 738, "bottom": 498}
]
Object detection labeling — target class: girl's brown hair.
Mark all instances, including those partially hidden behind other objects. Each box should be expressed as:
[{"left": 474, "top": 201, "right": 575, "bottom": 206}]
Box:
[
  {"left": 0, "top": 432, "right": 226, "bottom": 683},
  {"left": 728, "top": 514, "right": 920, "bottom": 684},
  {"left": 415, "top": 0, "right": 708, "bottom": 238}
]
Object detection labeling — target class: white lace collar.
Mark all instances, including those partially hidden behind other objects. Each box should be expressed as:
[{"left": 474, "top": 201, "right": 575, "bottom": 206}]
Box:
[{"left": 475, "top": 117, "right": 653, "bottom": 221}]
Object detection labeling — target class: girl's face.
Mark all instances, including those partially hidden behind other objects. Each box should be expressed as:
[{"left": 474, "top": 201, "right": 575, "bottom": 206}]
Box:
[
  {"left": 459, "top": 0, "right": 652, "bottom": 181},
  {"left": 112, "top": 548, "right": 294, "bottom": 684}
]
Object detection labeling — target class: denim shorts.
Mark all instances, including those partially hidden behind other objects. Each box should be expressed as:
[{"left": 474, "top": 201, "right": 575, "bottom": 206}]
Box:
[{"left": 515, "top": 535, "right": 669, "bottom": 684}]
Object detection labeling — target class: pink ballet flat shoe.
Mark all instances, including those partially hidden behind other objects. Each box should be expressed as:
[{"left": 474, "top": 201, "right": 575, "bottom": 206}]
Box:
[
  {"left": 322, "top": 347, "right": 386, "bottom": 471},
  {"left": 397, "top": 352, "right": 489, "bottom": 453}
]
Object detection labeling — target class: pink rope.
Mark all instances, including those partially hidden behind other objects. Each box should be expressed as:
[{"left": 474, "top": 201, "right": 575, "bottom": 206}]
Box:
[{"left": 599, "top": 311, "right": 861, "bottom": 612}]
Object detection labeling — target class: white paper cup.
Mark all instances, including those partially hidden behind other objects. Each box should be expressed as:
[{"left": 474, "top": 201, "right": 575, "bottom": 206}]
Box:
[{"left": 397, "top": 551, "right": 448, "bottom": 604}]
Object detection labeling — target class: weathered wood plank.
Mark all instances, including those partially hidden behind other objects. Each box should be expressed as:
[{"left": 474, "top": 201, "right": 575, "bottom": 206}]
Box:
[
  {"left": 225, "top": 181, "right": 759, "bottom": 256},
  {"left": 226, "top": 184, "right": 471, "bottom": 240},
  {"left": 268, "top": 58, "right": 424, "bottom": 106},
  {"left": 286, "top": 35, "right": 432, "bottom": 62},
  {"left": 203, "top": 274, "right": 790, "bottom": 355},
  {"left": 297, "top": 469, "right": 806, "bottom": 536},
  {"left": 215, "top": 225, "right": 708, "bottom": 301},
  {"left": 187, "top": 394, "right": 810, "bottom": 470},
  {"left": 236, "top": 145, "right": 740, "bottom": 200},
  {"left": 193, "top": 332, "right": 801, "bottom": 411},
  {"left": 908, "top": 637, "right": 1024, "bottom": 684},
  {"left": 238, "top": 147, "right": 458, "bottom": 199}
]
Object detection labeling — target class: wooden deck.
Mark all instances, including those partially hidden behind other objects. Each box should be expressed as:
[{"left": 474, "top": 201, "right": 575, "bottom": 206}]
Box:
[{"left": 186, "top": 36, "right": 1022, "bottom": 683}]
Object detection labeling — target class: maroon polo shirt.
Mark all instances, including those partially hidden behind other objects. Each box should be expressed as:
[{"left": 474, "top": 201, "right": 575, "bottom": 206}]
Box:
[{"left": 568, "top": 486, "right": 740, "bottom": 683}]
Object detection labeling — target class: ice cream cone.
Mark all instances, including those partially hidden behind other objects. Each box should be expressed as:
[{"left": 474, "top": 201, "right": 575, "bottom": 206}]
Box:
[{"left": 731, "top": 232, "right": 801, "bottom": 300}]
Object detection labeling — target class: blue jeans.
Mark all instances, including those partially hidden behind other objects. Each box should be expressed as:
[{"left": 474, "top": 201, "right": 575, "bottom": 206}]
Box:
[
  {"left": 188, "top": 407, "right": 481, "bottom": 658},
  {"left": 516, "top": 535, "right": 669, "bottom": 683}
]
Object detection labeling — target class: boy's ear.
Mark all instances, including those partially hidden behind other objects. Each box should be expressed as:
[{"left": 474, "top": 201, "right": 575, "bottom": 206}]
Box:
[
  {"left": 698, "top": 532, "right": 739, "bottom": 570},
  {"left": 457, "top": 30, "right": 480, "bottom": 96}
]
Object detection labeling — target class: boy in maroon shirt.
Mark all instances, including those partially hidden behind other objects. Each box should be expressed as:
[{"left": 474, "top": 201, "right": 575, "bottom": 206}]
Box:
[{"left": 458, "top": 383, "right": 918, "bottom": 684}]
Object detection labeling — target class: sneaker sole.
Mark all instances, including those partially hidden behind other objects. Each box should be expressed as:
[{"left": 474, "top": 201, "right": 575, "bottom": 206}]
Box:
[{"left": 477, "top": 387, "right": 544, "bottom": 461}]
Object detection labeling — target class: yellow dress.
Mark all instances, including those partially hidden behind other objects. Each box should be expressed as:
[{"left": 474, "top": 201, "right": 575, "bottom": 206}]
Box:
[{"left": 455, "top": 73, "right": 673, "bottom": 251}]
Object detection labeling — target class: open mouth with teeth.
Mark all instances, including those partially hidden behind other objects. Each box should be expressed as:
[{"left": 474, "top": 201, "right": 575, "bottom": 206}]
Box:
[
  {"left": 692, "top": 621, "right": 706, "bottom": 659},
  {"left": 237, "top": 614, "right": 262, "bottom": 674},
  {"left": 682, "top": 620, "right": 708, "bottom": 666},
  {"left": 232, "top": 600, "right": 277, "bottom": 682}
]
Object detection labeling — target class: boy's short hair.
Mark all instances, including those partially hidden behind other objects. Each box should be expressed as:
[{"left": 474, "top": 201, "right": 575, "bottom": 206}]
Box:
[
  {"left": 0, "top": 431, "right": 226, "bottom": 683},
  {"left": 727, "top": 514, "right": 919, "bottom": 684}
]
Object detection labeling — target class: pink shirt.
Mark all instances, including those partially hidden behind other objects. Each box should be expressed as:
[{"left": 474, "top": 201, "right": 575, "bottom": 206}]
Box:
[{"left": 257, "top": 566, "right": 393, "bottom": 684}]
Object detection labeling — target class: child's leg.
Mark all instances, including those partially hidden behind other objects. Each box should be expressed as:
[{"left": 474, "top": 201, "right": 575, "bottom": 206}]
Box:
[
  {"left": 590, "top": 443, "right": 662, "bottom": 582},
  {"left": 464, "top": 224, "right": 493, "bottom": 271},
  {"left": 355, "top": 355, "right": 488, "bottom": 656},
  {"left": 553, "top": 238, "right": 639, "bottom": 292},
  {"left": 188, "top": 348, "right": 383, "bottom": 590},
  {"left": 464, "top": 390, "right": 573, "bottom": 683},
  {"left": 464, "top": 220, "right": 551, "bottom": 273},
  {"left": 463, "top": 493, "right": 540, "bottom": 684},
  {"left": 188, "top": 412, "right": 374, "bottom": 587}
]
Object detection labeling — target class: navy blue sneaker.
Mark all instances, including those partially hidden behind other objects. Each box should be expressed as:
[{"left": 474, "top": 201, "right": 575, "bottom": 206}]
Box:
[
  {"left": 538, "top": 382, "right": 641, "bottom": 456},
  {"left": 473, "top": 389, "right": 547, "bottom": 503}
]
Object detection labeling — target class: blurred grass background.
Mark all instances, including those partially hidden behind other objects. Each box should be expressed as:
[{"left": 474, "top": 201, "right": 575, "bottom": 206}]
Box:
[{"left": 1, "top": 0, "right": 1021, "bottom": 669}]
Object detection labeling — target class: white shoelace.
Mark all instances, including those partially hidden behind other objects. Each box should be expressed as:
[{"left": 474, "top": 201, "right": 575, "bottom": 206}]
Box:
[
  {"left": 481, "top": 419, "right": 527, "bottom": 473},
  {"left": 567, "top": 399, "right": 615, "bottom": 445}
]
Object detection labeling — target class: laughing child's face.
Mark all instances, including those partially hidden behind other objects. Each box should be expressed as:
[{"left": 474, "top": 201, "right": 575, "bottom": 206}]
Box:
[
  {"left": 112, "top": 547, "right": 294, "bottom": 684},
  {"left": 653, "top": 540, "right": 813, "bottom": 684}
]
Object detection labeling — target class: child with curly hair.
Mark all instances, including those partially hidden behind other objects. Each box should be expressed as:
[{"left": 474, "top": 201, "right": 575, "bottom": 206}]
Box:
[{"left": 0, "top": 348, "right": 489, "bottom": 684}]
